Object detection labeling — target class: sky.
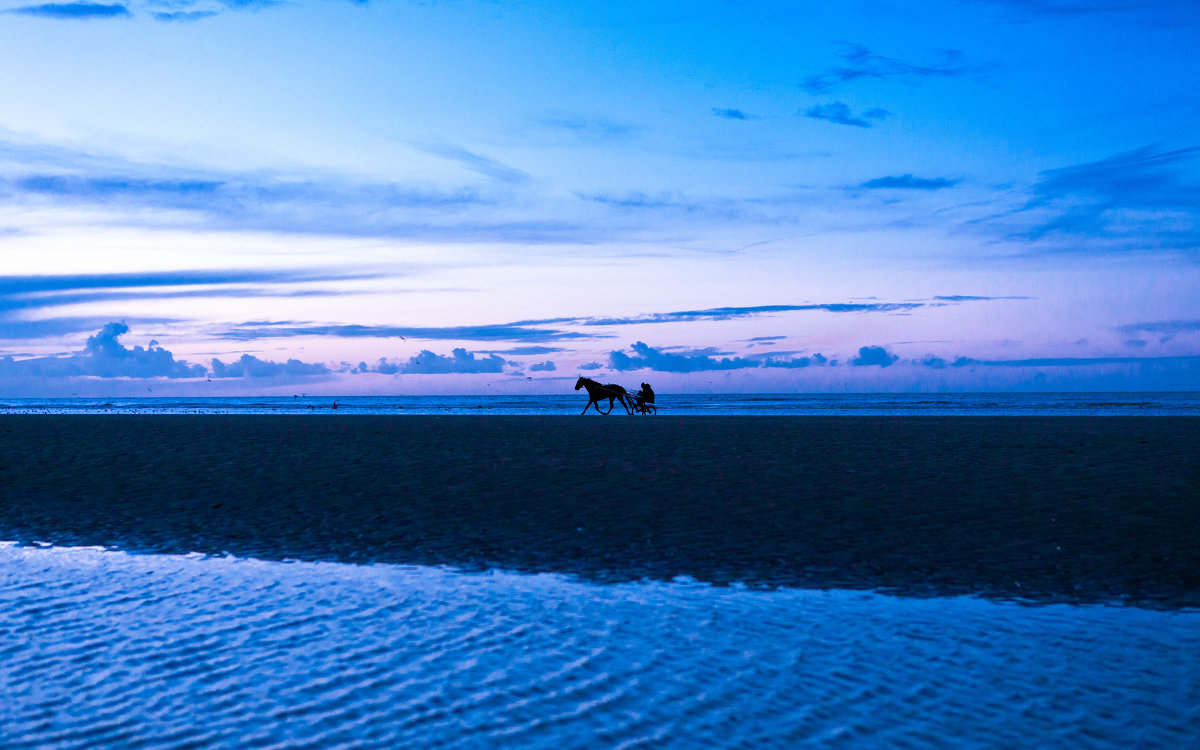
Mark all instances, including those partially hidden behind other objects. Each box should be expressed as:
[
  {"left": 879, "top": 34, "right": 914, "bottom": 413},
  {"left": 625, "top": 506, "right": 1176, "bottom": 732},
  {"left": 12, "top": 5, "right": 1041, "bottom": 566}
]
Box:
[{"left": 1, "top": 0, "right": 1198, "bottom": 395}]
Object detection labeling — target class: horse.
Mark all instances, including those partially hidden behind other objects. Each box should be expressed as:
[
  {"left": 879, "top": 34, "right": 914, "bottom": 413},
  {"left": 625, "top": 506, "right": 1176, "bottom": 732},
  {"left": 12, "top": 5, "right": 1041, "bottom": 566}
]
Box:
[{"left": 575, "top": 376, "right": 632, "bottom": 415}]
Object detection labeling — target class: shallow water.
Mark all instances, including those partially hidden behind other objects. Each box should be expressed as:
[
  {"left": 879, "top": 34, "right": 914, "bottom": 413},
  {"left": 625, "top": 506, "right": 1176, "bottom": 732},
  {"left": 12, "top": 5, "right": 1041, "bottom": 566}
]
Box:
[
  {"left": 3, "top": 544, "right": 1197, "bottom": 748},
  {"left": 2, "top": 392, "right": 1200, "bottom": 416}
]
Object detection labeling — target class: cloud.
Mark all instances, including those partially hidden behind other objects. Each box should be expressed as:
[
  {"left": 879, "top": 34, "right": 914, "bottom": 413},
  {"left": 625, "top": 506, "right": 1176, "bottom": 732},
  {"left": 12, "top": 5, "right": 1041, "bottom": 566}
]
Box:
[
  {"left": 931, "top": 295, "right": 1030, "bottom": 302},
  {"left": 0, "top": 137, "right": 590, "bottom": 244},
  {"left": 860, "top": 174, "right": 960, "bottom": 190},
  {"left": 1116, "top": 319, "right": 1200, "bottom": 342},
  {"left": 0, "top": 316, "right": 179, "bottom": 340},
  {"left": 804, "top": 103, "right": 889, "bottom": 129},
  {"left": 802, "top": 44, "right": 972, "bottom": 93},
  {"left": 528, "top": 360, "right": 557, "bottom": 372},
  {"left": 218, "top": 322, "right": 596, "bottom": 344},
  {"left": 712, "top": 108, "right": 750, "bottom": 120},
  {"left": 418, "top": 144, "right": 529, "bottom": 184},
  {"left": 578, "top": 361, "right": 603, "bottom": 370},
  {"left": 534, "top": 113, "right": 637, "bottom": 142},
  {"left": 151, "top": 10, "right": 218, "bottom": 21},
  {"left": 850, "top": 345, "right": 899, "bottom": 367},
  {"left": 487, "top": 346, "right": 565, "bottom": 355},
  {"left": 145, "top": 0, "right": 280, "bottom": 21},
  {"left": 0, "top": 268, "right": 385, "bottom": 319},
  {"left": 608, "top": 341, "right": 830, "bottom": 373},
  {"left": 534, "top": 301, "right": 928, "bottom": 327},
  {"left": 916, "top": 353, "right": 1200, "bottom": 368},
  {"left": 0, "top": 323, "right": 204, "bottom": 379},
  {"left": 400, "top": 348, "right": 507, "bottom": 374},
  {"left": 0, "top": 268, "right": 380, "bottom": 296},
  {"left": 1004, "top": 144, "right": 1200, "bottom": 252},
  {"left": 761, "top": 353, "right": 829, "bottom": 368},
  {"left": 974, "top": 0, "right": 1200, "bottom": 24},
  {"left": 577, "top": 191, "right": 703, "bottom": 212},
  {"left": 6, "top": 2, "right": 130, "bottom": 18},
  {"left": 609, "top": 342, "right": 755, "bottom": 372},
  {"left": 209, "top": 354, "right": 330, "bottom": 378}
]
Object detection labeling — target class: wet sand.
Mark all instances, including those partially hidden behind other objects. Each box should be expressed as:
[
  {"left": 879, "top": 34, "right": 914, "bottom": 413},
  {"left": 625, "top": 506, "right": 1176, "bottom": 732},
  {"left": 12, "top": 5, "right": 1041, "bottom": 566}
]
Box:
[{"left": 1, "top": 415, "right": 1197, "bottom": 607}]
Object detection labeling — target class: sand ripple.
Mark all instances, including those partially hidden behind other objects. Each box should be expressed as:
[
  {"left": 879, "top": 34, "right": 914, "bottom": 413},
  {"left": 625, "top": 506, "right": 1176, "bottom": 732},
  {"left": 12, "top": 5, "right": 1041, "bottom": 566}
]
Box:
[{"left": 3, "top": 544, "right": 1199, "bottom": 749}]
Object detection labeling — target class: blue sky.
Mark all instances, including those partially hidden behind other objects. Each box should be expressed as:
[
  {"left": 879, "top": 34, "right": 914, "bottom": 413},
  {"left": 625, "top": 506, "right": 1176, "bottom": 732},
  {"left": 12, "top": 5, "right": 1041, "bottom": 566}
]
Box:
[{"left": 1, "top": 0, "right": 1198, "bottom": 394}]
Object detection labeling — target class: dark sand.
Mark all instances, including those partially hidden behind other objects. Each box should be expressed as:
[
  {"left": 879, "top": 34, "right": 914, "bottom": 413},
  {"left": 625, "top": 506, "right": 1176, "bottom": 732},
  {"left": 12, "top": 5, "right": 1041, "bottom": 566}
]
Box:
[{"left": 2, "top": 415, "right": 1197, "bottom": 607}]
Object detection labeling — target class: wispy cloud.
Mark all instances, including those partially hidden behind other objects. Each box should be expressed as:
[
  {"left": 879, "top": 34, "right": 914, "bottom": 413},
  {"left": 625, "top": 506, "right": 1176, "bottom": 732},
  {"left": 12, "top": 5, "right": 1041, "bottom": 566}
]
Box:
[
  {"left": 931, "top": 295, "right": 1030, "bottom": 302},
  {"left": 417, "top": 144, "right": 530, "bottom": 184},
  {"left": 1002, "top": 144, "right": 1200, "bottom": 252},
  {"left": 860, "top": 174, "right": 959, "bottom": 190},
  {"left": 1115, "top": 319, "right": 1200, "bottom": 342},
  {"left": 712, "top": 108, "right": 751, "bottom": 120},
  {"left": 218, "top": 322, "right": 597, "bottom": 344},
  {"left": 150, "top": 10, "right": 217, "bottom": 22},
  {"left": 802, "top": 44, "right": 972, "bottom": 94},
  {"left": 804, "top": 102, "right": 890, "bottom": 129},
  {"left": 918, "top": 353, "right": 1200, "bottom": 367},
  {"left": 524, "top": 301, "right": 928, "bottom": 328},
  {"left": 0, "top": 138, "right": 592, "bottom": 244},
  {"left": 6, "top": 2, "right": 130, "bottom": 18},
  {"left": 975, "top": 0, "right": 1200, "bottom": 25},
  {"left": 534, "top": 113, "right": 637, "bottom": 142},
  {"left": 0, "top": 268, "right": 386, "bottom": 319}
]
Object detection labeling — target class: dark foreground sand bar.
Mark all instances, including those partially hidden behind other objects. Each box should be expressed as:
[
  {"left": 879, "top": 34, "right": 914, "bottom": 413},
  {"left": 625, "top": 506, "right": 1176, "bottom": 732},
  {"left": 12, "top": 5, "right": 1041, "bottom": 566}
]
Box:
[{"left": 2, "top": 415, "right": 1198, "bottom": 607}]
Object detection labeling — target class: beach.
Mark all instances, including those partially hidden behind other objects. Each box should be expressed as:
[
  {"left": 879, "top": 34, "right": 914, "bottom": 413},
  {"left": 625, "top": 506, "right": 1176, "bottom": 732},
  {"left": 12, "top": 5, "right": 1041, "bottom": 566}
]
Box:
[{"left": 2, "top": 414, "right": 1197, "bottom": 608}]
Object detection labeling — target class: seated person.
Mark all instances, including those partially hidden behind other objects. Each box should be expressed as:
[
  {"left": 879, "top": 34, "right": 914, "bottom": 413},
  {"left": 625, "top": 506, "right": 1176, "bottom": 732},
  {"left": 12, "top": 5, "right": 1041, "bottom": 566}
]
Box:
[{"left": 635, "top": 382, "right": 656, "bottom": 413}]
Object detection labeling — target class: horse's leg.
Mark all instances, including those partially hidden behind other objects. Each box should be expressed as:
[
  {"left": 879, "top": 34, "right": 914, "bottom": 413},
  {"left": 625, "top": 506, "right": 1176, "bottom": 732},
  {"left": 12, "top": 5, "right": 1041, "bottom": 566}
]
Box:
[
  {"left": 603, "top": 397, "right": 615, "bottom": 414},
  {"left": 581, "top": 399, "right": 591, "bottom": 415}
]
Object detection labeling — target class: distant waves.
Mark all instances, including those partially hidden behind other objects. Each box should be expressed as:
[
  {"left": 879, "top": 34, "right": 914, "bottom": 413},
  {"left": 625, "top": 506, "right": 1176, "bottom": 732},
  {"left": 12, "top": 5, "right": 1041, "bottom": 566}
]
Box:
[{"left": 2, "top": 392, "right": 1200, "bottom": 415}]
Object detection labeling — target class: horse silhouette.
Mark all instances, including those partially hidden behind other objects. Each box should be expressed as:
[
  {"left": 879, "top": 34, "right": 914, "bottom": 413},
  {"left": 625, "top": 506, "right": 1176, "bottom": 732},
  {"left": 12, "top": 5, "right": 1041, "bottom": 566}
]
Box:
[{"left": 575, "top": 376, "right": 632, "bottom": 415}]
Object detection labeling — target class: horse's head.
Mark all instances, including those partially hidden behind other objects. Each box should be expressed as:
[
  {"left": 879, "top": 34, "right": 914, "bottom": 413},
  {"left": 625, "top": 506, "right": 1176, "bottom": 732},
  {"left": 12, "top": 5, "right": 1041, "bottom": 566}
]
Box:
[{"left": 574, "top": 376, "right": 586, "bottom": 390}]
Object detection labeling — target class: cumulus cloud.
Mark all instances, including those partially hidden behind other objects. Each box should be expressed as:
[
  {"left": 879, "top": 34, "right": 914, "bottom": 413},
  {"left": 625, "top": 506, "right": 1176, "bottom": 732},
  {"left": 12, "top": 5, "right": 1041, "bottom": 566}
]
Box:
[
  {"left": 608, "top": 342, "right": 830, "bottom": 373},
  {"left": 578, "top": 361, "right": 603, "bottom": 370},
  {"left": 849, "top": 345, "right": 899, "bottom": 367},
  {"left": 529, "top": 360, "right": 557, "bottom": 372},
  {"left": 209, "top": 354, "right": 330, "bottom": 378},
  {"left": 0, "top": 323, "right": 204, "bottom": 379},
  {"left": 400, "top": 348, "right": 507, "bottom": 374}
]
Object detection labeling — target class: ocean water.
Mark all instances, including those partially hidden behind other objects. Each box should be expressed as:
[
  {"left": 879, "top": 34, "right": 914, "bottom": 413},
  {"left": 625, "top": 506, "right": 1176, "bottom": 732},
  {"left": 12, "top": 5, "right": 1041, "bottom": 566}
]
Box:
[
  {"left": 2, "top": 543, "right": 1198, "bottom": 749},
  {"left": 3, "top": 392, "right": 1199, "bottom": 416}
]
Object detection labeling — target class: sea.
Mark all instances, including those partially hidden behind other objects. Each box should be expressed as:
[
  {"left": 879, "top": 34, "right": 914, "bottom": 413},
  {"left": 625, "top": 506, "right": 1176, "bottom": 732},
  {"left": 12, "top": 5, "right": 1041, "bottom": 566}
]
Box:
[
  {"left": 4, "top": 393, "right": 1199, "bottom": 748},
  {"left": 3, "top": 391, "right": 1200, "bottom": 416}
]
